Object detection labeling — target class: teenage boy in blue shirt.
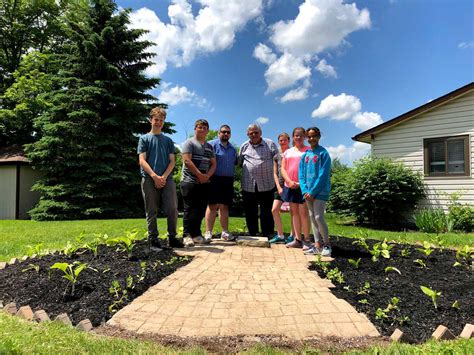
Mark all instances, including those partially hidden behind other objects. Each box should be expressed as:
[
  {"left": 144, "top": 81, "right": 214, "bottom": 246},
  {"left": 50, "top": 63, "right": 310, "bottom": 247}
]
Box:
[{"left": 137, "top": 107, "right": 183, "bottom": 249}]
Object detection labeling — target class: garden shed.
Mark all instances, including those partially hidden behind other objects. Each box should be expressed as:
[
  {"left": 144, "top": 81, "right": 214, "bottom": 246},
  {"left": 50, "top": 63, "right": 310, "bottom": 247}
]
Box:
[
  {"left": 352, "top": 82, "right": 474, "bottom": 210},
  {"left": 0, "top": 146, "right": 43, "bottom": 219}
]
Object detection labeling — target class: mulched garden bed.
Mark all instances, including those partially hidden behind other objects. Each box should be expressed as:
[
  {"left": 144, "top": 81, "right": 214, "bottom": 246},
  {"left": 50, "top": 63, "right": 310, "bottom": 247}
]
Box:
[
  {"left": 309, "top": 235, "right": 473, "bottom": 343},
  {"left": 0, "top": 240, "right": 191, "bottom": 326}
]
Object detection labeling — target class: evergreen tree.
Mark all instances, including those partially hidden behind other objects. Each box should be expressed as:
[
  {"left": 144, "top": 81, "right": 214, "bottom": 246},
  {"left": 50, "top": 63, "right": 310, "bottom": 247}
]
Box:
[{"left": 26, "top": 0, "right": 165, "bottom": 220}]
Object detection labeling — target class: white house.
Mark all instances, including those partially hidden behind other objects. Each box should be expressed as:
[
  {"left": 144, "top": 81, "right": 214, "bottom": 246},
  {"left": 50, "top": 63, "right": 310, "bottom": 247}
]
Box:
[
  {"left": 0, "top": 146, "right": 43, "bottom": 219},
  {"left": 353, "top": 82, "right": 474, "bottom": 210}
]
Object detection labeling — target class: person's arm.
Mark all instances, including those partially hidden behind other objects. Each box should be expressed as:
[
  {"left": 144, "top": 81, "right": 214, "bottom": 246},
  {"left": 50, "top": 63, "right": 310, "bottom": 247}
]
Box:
[
  {"left": 308, "top": 151, "right": 331, "bottom": 197},
  {"left": 273, "top": 159, "right": 283, "bottom": 195},
  {"left": 298, "top": 153, "right": 311, "bottom": 200},
  {"left": 182, "top": 153, "right": 208, "bottom": 183},
  {"left": 206, "top": 157, "right": 217, "bottom": 179},
  {"left": 281, "top": 153, "right": 298, "bottom": 189}
]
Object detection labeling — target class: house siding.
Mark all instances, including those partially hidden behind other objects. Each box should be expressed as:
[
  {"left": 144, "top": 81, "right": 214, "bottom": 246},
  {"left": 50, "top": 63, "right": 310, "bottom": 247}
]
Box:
[{"left": 371, "top": 90, "right": 474, "bottom": 210}]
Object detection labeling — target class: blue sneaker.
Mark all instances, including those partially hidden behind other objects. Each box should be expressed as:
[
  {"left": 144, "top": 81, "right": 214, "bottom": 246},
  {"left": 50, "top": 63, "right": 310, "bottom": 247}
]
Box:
[
  {"left": 284, "top": 235, "right": 294, "bottom": 243},
  {"left": 269, "top": 235, "right": 285, "bottom": 244}
]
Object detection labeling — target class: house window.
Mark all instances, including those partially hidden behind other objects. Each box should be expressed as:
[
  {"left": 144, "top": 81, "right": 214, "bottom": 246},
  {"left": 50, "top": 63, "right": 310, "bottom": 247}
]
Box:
[{"left": 424, "top": 135, "right": 470, "bottom": 177}]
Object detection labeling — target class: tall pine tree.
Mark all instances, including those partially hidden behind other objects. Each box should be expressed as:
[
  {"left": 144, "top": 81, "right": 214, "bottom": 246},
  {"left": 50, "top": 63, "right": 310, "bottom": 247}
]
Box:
[{"left": 26, "top": 0, "right": 164, "bottom": 220}]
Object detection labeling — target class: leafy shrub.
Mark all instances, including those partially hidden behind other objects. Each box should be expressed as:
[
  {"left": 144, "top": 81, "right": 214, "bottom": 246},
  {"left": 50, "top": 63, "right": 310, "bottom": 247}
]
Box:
[
  {"left": 447, "top": 193, "right": 473, "bottom": 232},
  {"left": 343, "top": 157, "right": 425, "bottom": 226},
  {"left": 327, "top": 159, "right": 352, "bottom": 213},
  {"left": 414, "top": 208, "right": 450, "bottom": 233}
]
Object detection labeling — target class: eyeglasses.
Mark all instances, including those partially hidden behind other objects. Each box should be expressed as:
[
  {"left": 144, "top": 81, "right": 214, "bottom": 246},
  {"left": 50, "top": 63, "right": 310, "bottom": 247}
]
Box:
[
  {"left": 220, "top": 130, "right": 231, "bottom": 134},
  {"left": 248, "top": 131, "right": 260, "bottom": 136}
]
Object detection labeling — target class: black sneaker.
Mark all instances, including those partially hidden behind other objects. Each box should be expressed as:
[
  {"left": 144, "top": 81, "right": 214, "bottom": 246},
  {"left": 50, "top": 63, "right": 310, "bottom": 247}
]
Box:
[
  {"left": 149, "top": 237, "right": 162, "bottom": 250},
  {"left": 169, "top": 237, "right": 184, "bottom": 248}
]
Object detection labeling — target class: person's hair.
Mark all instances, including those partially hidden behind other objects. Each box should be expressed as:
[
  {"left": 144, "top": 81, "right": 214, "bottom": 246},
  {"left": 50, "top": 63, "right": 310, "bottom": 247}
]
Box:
[
  {"left": 219, "top": 124, "right": 231, "bottom": 132},
  {"left": 292, "top": 127, "right": 306, "bottom": 137},
  {"left": 149, "top": 107, "right": 166, "bottom": 119},
  {"left": 247, "top": 123, "right": 262, "bottom": 133},
  {"left": 306, "top": 127, "right": 321, "bottom": 136},
  {"left": 277, "top": 132, "right": 290, "bottom": 141},
  {"left": 194, "top": 119, "right": 209, "bottom": 129}
]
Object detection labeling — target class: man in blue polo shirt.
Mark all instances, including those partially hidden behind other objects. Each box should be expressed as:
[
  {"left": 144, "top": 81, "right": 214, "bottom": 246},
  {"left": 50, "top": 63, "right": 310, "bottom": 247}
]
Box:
[{"left": 204, "top": 124, "right": 238, "bottom": 241}]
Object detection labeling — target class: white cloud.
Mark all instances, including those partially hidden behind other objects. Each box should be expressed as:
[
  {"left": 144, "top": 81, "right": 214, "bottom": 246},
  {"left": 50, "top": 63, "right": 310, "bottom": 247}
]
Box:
[
  {"left": 256, "top": 116, "right": 269, "bottom": 124},
  {"left": 312, "top": 93, "right": 384, "bottom": 130},
  {"left": 254, "top": 0, "right": 370, "bottom": 95},
  {"left": 352, "top": 111, "right": 383, "bottom": 130},
  {"left": 254, "top": 43, "right": 277, "bottom": 65},
  {"left": 327, "top": 141, "right": 370, "bottom": 164},
  {"left": 458, "top": 41, "right": 474, "bottom": 49},
  {"left": 311, "top": 93, "right": 361, "bottom": 120},
  {"left": 270, "top": 0, "right": 371, "bottom": 56},
  {"left": 264, "top": 53, "right": 311, "bottom": 93},
  {"left": 280, "top": 86, "right": 309, "bottom": 103},
  {"left": 129, "top": 1, "right": 264, "bottom": 75},
  {"left": 158, "top": 84, "right": 210, "bottom": 109},
  {"left": 316, "top": 59, "right": 337, "bottom": 78}
]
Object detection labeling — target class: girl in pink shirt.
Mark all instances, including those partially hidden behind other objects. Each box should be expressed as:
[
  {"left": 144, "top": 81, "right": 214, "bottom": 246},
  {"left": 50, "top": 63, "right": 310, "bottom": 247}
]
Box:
[{"left": 281, "top": 127, "right": 311, "bottom": 249}]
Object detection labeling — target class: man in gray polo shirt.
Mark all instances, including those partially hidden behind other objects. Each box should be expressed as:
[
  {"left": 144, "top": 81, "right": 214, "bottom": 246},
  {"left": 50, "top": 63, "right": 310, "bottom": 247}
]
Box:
[
  {"left": 239, "top": 123, "right": 278, "bottom": 239},
  {"left": 138, "top": 107, "right": 182, "bottom": 249}
]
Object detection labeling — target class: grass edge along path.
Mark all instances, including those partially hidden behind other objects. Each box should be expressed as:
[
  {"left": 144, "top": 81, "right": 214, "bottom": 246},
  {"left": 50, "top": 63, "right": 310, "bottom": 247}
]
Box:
[
  {"left": 1, "top": 312, "right": 473, "bottom": 354},
  {"left": 1, "top": 214, "right": 473, "bottom": 261}
]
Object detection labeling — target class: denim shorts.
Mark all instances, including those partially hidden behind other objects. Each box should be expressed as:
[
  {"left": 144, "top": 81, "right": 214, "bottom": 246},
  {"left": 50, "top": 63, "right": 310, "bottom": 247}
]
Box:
[{"left": 282, "top": 186, "right": 305, "bottom": 204}]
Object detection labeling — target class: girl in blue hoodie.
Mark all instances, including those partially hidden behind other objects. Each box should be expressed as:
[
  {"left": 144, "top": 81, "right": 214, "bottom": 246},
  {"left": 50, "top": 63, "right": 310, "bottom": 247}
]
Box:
[{"left": 298, "top": 127, "right": 332, "bottom": 256}]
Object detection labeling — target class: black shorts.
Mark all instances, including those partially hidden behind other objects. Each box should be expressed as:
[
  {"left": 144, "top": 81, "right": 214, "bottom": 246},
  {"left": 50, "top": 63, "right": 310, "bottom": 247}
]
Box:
[
  {"left": 274, "top": 191, "right": 283, "bottom": 201},
  {"left": 208, "top": 175, "right": 234, "bottom": 205},
  {"left": 282, "top": 186, "right": 305, "bottom": 204}
]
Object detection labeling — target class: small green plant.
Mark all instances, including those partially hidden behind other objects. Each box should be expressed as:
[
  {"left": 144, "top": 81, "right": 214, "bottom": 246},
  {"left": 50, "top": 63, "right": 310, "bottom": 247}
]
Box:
[
  {"left": 384, "top": 266, "right": 401, "bottom": 275},
  {"left": 75, "top": 231, "right": 86, "bottom": 245},
  {"left": 348, "top": 258, "right": 361, "bottom": 268},
  {"left": 418, "top": 241, "right": 434, "bottom": 258},
  {"left": 375, "top": 297, "right": 399, "bottom": 320},
  {"left": 108, "top": 280, "right": 129, "bottom": 314},
  {"left": 137, "top": 261, "right": 147, "bottom": 283},
  {"left": 414, "top": 258, "right": 427, "bottom": 268},
  {"left": 108, "top": 231, "right": 138, "bottom": 259},
  {"left": 358, "top": 299, "right": 369, "bottom": 305},
  {"left": 62, "top": 242, "right": 79, "bottom": 257},
  {"left": 22, "top": 264, "right": 40, "bottom": 273},
  {"left": 357, "top": 281, "right": 371, "bottom": 295},
  {"left": 352, "top": 232, "right": 370, "bottom": 252},
  {"left": 431, "top": 235, "right": 446, "bottom": 250},
  {"left": 400, "top": 248, "right": 410, "bottom": 258},
  {"left": 326, "top": 267, "right": 345, "bottom": 284},
  {"left": 84, "top": 238, "right": 101, "bottom": 258},
  {"left": 369, "top": 239, "right": 393, "bottom": 262},
  {"left": 50, "top": 261, "right": 88, "bottom": 296},
  {"left": 456, "top": 245, "right": 472, "bottom": 262},
  {"left": 26, "top": 243, "right": 44, "bottom": 257},
  {"left": 452, "top": 300, "right": 460, "bottom": 310},
  {"left": 420, "top": 285, "right": 441, "bottom": 309}
]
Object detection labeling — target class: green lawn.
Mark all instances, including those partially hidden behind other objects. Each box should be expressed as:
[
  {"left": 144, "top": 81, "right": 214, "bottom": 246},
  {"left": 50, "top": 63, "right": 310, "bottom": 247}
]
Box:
[
  {"left": 1, "top": 312, "right": 473, "bottom": 354},
  {"left": 1, "top": 214, "right": 473, "bottom": 261}
]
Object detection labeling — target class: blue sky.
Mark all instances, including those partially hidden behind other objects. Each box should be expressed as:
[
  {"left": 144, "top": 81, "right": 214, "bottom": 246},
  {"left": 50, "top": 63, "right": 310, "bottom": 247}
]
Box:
[{"left": 117, "top": 0, "right": 473, "bottom": 164}]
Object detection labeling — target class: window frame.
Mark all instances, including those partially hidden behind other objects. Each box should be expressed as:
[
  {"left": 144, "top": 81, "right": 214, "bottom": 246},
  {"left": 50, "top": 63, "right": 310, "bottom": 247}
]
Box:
[{"left": 423, "top": 135, "right": 470, "bottom": 177}]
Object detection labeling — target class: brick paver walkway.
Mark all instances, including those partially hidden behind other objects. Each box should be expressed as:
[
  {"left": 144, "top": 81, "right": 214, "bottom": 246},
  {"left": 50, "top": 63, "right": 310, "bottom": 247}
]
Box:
[{"left": 108, "top": 242, "right": 379, "bottom": 339}]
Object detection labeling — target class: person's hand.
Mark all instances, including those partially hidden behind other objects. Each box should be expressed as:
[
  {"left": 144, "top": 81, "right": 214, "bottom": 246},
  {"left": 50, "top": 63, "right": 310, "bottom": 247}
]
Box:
[
  {"left": 277, "top": 186, "right": 283, "bottom": 195},
  {"left": 197, "top": 172, "right": 209, "bottom": 184},
  {"left": 290, "top": 181, "right": 299, "bottom": 189},
  {"left": 304, "top": 193, "right": 313, "bottom": 201},
  {"left": 151, "top": 175, "right": 164, "bottom": 189}
]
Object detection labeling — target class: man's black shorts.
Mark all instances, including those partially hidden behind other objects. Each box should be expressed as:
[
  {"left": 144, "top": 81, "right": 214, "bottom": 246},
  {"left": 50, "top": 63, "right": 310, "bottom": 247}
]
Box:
[{"left": 208, "top": 175, "right": 234, "bottom": 205}]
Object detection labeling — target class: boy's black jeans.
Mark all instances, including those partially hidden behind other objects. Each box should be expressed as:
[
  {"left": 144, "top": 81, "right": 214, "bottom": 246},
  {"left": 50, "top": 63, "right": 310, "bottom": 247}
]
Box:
[{"left": 180, "top": 181, "right": 210, "bottom": 238}]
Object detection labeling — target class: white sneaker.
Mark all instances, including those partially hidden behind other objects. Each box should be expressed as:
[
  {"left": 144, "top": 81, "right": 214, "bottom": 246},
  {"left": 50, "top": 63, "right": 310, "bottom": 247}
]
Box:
[
  {"left": 221, "top": 231, "right": 233, "bottom": 241},
  {"left": 192, "top": 236, "right": 206, "bottom": 245},
  {"left": 321, "top": 245, "right": 332, "bottom": 257},
  {"left": 204, "top": 231, "right": 213, "bottom": 243},
  {"left": 183, "top": 236, "right": 194, "bottom": 248}
]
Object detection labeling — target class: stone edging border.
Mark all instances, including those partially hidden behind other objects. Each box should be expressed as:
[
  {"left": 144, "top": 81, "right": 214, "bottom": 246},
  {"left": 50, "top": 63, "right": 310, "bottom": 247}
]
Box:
[
  {"left": 1, "top": 301, "right": 93, "bottom": 332},
  {"left": 390, "top": 324, "right": 473, "bottom": 343}
]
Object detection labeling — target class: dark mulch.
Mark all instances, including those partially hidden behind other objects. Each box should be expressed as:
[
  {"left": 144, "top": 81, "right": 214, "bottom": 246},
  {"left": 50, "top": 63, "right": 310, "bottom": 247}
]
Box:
[
  {"left": 309, "top": 236, "right": 473, "bottom": 343},
  {"left": 0, "top": 240, "right": 191, "bottom": 326}
]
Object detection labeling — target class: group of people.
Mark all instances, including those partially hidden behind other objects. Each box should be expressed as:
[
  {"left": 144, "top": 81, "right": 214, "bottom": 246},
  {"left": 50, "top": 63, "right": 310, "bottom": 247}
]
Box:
[{"left": 138, "top": 107, "right": 332, "bottom": 256}]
